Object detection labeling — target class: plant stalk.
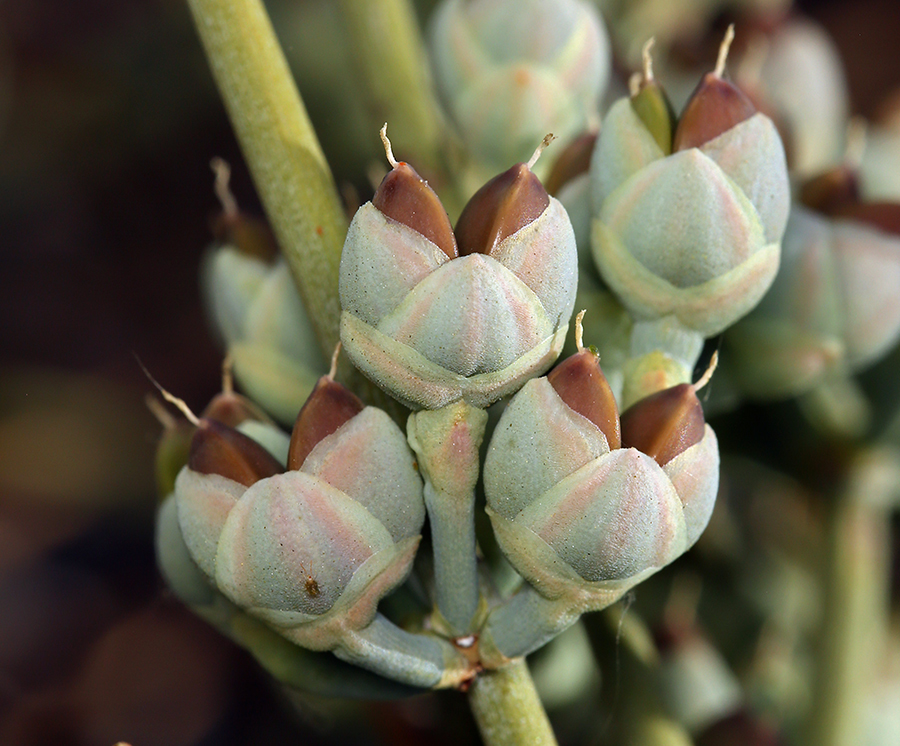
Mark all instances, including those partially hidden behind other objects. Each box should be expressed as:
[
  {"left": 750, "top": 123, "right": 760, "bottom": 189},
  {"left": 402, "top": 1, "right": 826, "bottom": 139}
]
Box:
[
  {"left": 186, "top": 0, "right": 347, "bottom": 359},
  {"left": 807, "top": 447, "right": 899, "bottom": 746},
  {"left": 468, "top": 659, "right": 558, "bottom": 746}
]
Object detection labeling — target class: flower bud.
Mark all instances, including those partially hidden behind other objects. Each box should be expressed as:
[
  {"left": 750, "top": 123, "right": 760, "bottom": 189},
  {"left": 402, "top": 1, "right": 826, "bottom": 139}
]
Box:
[
  {"left": 174, "top": 385, "right": 425, "bottom": 649},
  {"left": 483, "top": 349, "right": 718, "bottom": 604},
  {"left": 590, "top": 30, "right": 789, "bottom": 338},
  {"left": 546, "top": 131, "right": 598, "bottom": 272},
  {"left": 201, "top": 163, "right": 327, "bottom": 423},
  {"left": 429, "top": 0, "right": 610, "bottom": 171},
  {"left": 188, "top": 418, "right": 284, "bottom": 488},
  {"left": 340, "top": 133, "right": 577, "bottom": 409},
  {"left": 725, "top": 201, "right": 900, "bottom": 398}
]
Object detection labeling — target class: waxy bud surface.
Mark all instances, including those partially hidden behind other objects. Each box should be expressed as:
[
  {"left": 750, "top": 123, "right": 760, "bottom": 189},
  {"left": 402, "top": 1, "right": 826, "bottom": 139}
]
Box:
[
  {"left": 174, "top": 393, "right": 425, "bottom": 650},
  {"left": 590, "top": 53, "right": 789, "bottom": 337},
  {"left": 483, "top": 356, "right": 719, "bottom": 604},
  {"left": 340, "top": 152, "right": 577, "bottom": 410},
  {"left": 429, "top": 0, "right": 610, "bottom": 170}
]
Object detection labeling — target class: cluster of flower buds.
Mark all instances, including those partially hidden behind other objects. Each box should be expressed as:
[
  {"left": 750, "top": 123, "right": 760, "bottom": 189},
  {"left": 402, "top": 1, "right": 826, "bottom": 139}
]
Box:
[
  {"left": 201, "top": 159, "right": 327, "bottom": 423},
  {"left": 169, "top": 359, "right": 427, "bottom": 657},
  {"left": 429, "top": 0, "right": 610, "bottom": 172},
  {"left": 340, "top": 128, "right": 577, "bottom": 410},
  {"left": 725, "top": 156, "right": 900, "bottom": 399},
  {"left": 483, "top": 316, "right": 719, "bottom": 611},
  {"left": 590, "top": 32, "right": 790, "bottom": 340}
]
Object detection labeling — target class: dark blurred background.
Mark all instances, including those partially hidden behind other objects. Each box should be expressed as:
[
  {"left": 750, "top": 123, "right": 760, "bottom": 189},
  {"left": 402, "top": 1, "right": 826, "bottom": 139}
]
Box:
[{"left": 0, "top": 1, "right": 898, "bottom": 744}]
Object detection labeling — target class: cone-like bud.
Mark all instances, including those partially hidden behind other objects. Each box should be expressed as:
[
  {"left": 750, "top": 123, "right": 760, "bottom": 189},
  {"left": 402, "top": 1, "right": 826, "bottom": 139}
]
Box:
[
  {"left": 428, "top": 0, "right": 611, "bottom": 170},
  {"left": 455, "top": 163, "right": 549, "bottom": 256},
  {"left": 620, "top": 384, "right": 705, "bottom": 465},
  {"left": 188, "top": 418, "right": 283, "bottom": 488},
  {"left": 202, "top": 389, "right": 272, "bottom": 430},
  {"left": 548, "top": 347, "right": 621, "bottom": 449},
  {"left": 673, "top": 74, "right": 756, "bottom": 152},
  {"left": 373, "top": 161, "right": 458, "bottom": 259},
  {"left": 726, "top": 200, "right": 900, "bottom": 399},
  {"left": 287, "top": 376, "right": 364, "bottom": 470},
  {"left": 200, "top": 157, "right": 326, "bottom": 424},
  {"left": 340, "top": 133, "right": 577, "bottom": 409},
  {"left": 590, "top": 29, "right": 789, "bottom": 338},
  {"left": 173, "top": 394, "right": 425, "bottom": 652},
  {"left": 483, "top": 341, "right": 718, "bottom": 605}
]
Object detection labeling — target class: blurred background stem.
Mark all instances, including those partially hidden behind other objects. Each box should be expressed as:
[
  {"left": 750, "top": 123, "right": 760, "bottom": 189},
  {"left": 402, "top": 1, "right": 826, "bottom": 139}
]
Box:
[
  {"left": 807, "top": 447, "right": 899, "bottom": 746},
  {"left": 468, "top": 659, "right": 559, "bottom": 746},
  {"left": 186, "top": 0, "right": 347, "bottom": 360},
  {"left": 336, "top": 0, "right": 468, "bottom": 216}
]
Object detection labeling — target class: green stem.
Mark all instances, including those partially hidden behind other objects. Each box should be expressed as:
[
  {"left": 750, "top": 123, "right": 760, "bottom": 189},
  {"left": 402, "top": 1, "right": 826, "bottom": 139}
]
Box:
[
  {"left": 334, "top": 613, "right": 471, "bottom": 689},
  {"left": 807, "top": 448, "right": 899, "bottom": 746},
  {"left": 480, "top": 584, "right": 582, "bottom": 665},
  {"left": 186, "top": 0, "right": 347, "bottom": 359},
  {"left": 336, "top": 0, "right": 445, "bottom": 173},
  {"left": 407, "top": 402, "right": 488, "bottom": 636},
  {"left": 468, "top": 659, "right": 558, "bottom": 746}
]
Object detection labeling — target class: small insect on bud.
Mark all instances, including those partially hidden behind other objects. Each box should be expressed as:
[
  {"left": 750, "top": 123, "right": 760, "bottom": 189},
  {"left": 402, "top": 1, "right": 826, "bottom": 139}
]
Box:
[
  {"left": 547, "top": 310, "right": 621, "bottom": 449},
  {"left": 455, "top": 135, "right": 553, "bottom": 256},
  {"left": 673, "top": 26, "right": 757, "bottom": 152},
  {"left": 372, "top": 124, "right": 458, "bottom": 259},
  {"left": 544, "top": 131, "right": 598, "bottom": 196},
  {"left": 287, "top": 344, "right": 364, "bottom": 470},
  {"left": 629, "top": 38, "right": 676, "bottom": 155},
  {"left": 620, "top": 353, "right": 717, "bottom": 465}
]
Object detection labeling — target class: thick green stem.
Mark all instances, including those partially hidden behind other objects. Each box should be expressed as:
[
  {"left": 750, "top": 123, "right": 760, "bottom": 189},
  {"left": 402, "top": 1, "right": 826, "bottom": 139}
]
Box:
[
  {"left": 186, "top": 0, "right": 347, "bottom": 359},
  {"left": 468, "top": 659, "right": 558, "bottom": 746},
  {"left": 807, "top": 448, "right": 899, "bottom": 746},
  {"left": 336, "top": 0, "right": 445, "bottom": 173},
  {"left": 408, "top": 402, "right": 488, "bottom": 636}
]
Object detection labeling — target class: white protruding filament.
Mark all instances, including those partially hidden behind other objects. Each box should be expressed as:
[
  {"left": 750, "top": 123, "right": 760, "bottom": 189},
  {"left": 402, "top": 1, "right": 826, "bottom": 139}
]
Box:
[
  {"left": 574, "top": 309, "right": 586, "bottom": 352},
  {"left": 693, "top": 351, "right": 719, "bottom": 392},
  {"left": 380, "top": 123, "right": 399, "bottom": 169},
  {"left": 145, "top": 394, "right": 177, "bottom": 430},
  {"left": 714, "top": 24, "right": 736, "bottom": 78},
  {"left": 526, "top": 133, "right": 556, "bottom": 170},
  {"left": 328, "top": 341, "right": 342, "bottom": 380},
  {"left": 642, "top": 37, "right": 656, "bottom": 83},
  {"left": 137, "top": 357, "right": 201, "bottom": 427},
  {"left": 210, "top": 157, "right": 238, "bottom": 218}
]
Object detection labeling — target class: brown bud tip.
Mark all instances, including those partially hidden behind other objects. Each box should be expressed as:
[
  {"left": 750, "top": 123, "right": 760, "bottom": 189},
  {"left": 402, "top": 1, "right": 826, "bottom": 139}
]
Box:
[
  {"left": 548, "top": 350, "right": 621, "bottom": 449},
  {"left": 189, "top": 419, "right": 283, "bottom": 487},
  {"left": 372, "top": 162, "right": 458, "bottom": 259},
  {"left": 287, "top": 377, "right": 364, "bottom": 470},
  {"left": 834, "top": 201, "right": 900, "bottom": 236},
  {"left": 201, "top": 391, "right": 271, "bottom": 429},
  {"left": 211, "top": 212, "right": 279, "bottom": 262},
  {"left": 620, "top": 384, "right": 705, "bottom": 465},
  {"left": 544, "top": 132, "right": 598, "bottom": 196},
  {"left": 799, "top": 166, "right": 860, "bottom": 216},
  {"left": 673, "top": 73, "right": 756, "bottom": 151},
  {"left": 455, "top": 163, "right": 550, "bottom": 256}
]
